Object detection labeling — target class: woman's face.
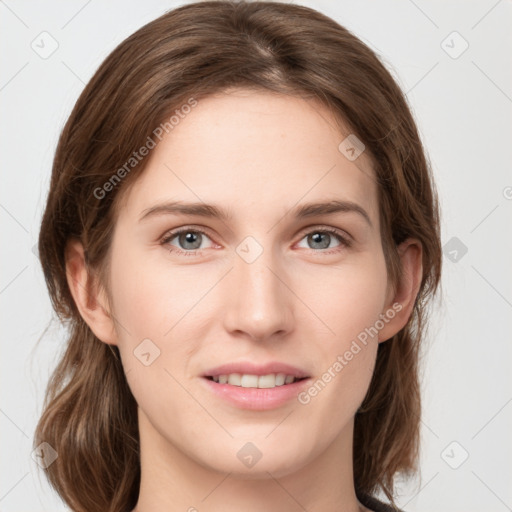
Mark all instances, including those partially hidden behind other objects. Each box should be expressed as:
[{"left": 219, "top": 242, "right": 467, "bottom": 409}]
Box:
[{"left": 100, "top": 89, "right": 400, "bottom": 478}]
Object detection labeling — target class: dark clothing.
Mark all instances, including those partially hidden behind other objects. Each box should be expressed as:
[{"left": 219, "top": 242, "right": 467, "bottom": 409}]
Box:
[{"left": 358, "top": 492, "right": 404, "bottom": 512}]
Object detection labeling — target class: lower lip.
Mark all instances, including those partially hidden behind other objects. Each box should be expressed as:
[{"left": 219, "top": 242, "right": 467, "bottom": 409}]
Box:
[{"left": 202, "top": 377, "right": 311, "bottom": 410}]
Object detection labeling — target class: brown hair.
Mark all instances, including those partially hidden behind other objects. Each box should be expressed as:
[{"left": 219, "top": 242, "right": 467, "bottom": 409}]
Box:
[{"left": 34, "top": 1, "right": 442, "bottom": 511}]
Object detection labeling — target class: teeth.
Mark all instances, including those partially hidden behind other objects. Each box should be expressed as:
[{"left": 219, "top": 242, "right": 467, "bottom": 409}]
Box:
[
  {"left": 275, "top": 373, "right": 286, "bottom": 386},
  {"left": 241, "top": 374, "right": 259, "bottom": 387},
  {"left": 210, "top": 373, "right": 299, "bottom": 388},
  {"left": 257, "top": 374, "right": 276, "bottom": 388},
  {"left": 228, "top": 373, "right": 241, "bottom": 386}
]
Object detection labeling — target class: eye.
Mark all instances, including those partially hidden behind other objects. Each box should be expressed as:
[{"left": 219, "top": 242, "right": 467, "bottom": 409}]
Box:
[
  {"left": 296, "top": 227, "right": 351, "bottom": 253},
  {"left": 160, "top": 225, "right": 351, "bottom": 257},
  {"left": 161, "top": 227, "right": 215, "bottom": 254}
]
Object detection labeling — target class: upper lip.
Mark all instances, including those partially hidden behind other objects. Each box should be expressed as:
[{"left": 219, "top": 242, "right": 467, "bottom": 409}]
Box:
[{"left": 203, "top": 361, "right": 310, "bottom": 379}]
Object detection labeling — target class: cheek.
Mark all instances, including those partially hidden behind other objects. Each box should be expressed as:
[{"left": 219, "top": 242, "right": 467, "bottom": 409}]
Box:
[
  {"left": 108, "top": 246, "right": 199, "bottom": 341},
  {"left": 295, "top": 250, "right": 388, "bottom": 346},
  {"left": 107, "top": 245, "right": 215, "bottom": 389},
  {"left": 292, "top": 252, "right": 387, "bottom": 411},
  {"left": 107, "top": 247, "right": 198, "bottom": 420}
]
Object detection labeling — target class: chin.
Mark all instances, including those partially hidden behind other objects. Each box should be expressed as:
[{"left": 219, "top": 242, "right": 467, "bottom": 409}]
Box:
[{"left": 196, "top": 438, "right": 316, "bottom": 480}]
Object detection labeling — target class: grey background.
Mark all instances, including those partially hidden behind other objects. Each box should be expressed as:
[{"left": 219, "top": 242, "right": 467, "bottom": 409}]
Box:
[{"left": 1, "top": 0, "right": 511, "bottom": 510}]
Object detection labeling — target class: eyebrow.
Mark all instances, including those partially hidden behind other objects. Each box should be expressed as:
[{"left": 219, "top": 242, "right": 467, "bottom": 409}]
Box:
[{"left": 139, "top": 199, "right": 372, "bottom": 227}]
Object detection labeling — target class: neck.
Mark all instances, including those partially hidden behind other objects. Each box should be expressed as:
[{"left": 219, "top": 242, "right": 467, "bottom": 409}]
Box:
[{"left": 132, "top": 408, "right": 367, "bottom": 512}]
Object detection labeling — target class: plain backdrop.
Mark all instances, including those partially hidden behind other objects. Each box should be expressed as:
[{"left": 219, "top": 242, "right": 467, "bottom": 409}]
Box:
[{"left": 1, "top": 1, "right": 511, "bottom": 511}]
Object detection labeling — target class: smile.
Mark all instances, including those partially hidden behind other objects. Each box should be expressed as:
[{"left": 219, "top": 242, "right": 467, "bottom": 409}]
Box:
[{"left": 207, "top": 373, "right": 306, "bottom": 388}]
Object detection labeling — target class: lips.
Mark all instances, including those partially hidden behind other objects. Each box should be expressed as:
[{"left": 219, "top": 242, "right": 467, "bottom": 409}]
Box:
[{"left": 201, "top": 362, "right": 311, "bottom": 408}]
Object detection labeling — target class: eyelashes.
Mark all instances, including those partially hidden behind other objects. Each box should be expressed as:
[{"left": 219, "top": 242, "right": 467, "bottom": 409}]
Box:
[
  {"left": 161, "top": 227, "right": 216, "bottom": 254},
  {"left": 160, "top": 225, "right": 352, "bottom": 257}
]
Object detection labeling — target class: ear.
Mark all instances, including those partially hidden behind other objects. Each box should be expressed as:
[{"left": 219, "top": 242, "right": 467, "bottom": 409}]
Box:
[
  {"left": 65, "top": 239, "right": 118, "bottom": 346},
  {"left": 378, "top": 238, "right": 423, "bottom": 343}
]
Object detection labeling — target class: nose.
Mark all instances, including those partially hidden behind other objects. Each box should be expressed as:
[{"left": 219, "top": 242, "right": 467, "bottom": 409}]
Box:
[{"left": 222, "top": 240, "right": 294, "bottom": 342}]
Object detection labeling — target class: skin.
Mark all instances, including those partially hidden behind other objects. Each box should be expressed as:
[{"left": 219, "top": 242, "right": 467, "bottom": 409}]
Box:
[{"left": 66, "top": 89, "right": 423, "bottom": 512}]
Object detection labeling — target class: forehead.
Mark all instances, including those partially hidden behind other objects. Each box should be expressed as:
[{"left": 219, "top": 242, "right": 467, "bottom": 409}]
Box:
[{"left": 117, "top": 89, "right": 379, "bottom": 228}]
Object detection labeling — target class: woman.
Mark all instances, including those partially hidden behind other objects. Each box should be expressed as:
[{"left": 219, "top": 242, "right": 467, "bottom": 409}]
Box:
[{"left": 34, "top": 2, "right": 442, "bottom": 511}]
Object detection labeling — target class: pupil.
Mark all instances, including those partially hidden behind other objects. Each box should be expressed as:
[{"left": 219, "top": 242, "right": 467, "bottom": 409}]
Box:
[
  {"left": 310, "top": 232, "right": 329, "bottom": 249},
  {"left": 181, "top": 232, "right": 200, "bottom": 249}
]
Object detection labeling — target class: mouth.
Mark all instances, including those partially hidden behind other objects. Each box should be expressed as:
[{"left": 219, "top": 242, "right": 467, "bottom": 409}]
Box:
[
  {"left": 205, "top": 373, "right": 308, "bottom": 389},
  {"left": 201, "top": 362, "right": 311, "bottom": 410}
]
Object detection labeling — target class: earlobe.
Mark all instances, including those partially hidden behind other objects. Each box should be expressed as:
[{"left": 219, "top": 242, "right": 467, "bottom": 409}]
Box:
[
  {"left": 65, "top": 239, "right": 118, "bottom": 346},
  {"left": 378, "top": 238, "right": 423, "bottom": 343}
]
